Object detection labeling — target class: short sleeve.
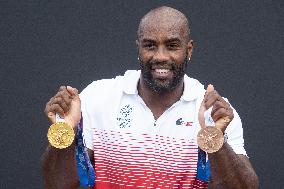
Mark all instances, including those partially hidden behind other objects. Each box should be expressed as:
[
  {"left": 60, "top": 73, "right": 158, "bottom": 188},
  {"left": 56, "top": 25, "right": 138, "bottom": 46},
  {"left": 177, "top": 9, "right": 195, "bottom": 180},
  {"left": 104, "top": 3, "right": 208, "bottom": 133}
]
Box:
[{"left": 80, "top": 88, "right": 94, "bottom": 151}]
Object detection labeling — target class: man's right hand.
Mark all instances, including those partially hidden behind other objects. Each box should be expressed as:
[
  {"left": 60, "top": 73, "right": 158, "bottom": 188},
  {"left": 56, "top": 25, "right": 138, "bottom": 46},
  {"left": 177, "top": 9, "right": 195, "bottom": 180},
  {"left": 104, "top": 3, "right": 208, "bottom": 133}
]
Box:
[{"left": 44, "top": 86, "right": 81, "bottom": 129}]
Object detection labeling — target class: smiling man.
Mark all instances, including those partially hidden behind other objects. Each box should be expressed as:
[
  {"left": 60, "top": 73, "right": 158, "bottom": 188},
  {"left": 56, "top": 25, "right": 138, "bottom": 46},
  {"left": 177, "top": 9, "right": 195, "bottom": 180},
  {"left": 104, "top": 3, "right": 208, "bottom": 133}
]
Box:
[
  {"left": 138, "top": 7, "right": 190, "bottom": 96},
  {"left": 42, "top": 6, "right": 259, "bottom": 189}
]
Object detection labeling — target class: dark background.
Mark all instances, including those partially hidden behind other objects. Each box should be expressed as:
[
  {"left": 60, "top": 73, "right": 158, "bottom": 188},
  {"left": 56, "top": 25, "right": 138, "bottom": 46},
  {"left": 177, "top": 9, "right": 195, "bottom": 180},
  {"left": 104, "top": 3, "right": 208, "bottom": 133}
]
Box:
[{"left": 1, "top": 0, "right": 283, "bottom": 188}]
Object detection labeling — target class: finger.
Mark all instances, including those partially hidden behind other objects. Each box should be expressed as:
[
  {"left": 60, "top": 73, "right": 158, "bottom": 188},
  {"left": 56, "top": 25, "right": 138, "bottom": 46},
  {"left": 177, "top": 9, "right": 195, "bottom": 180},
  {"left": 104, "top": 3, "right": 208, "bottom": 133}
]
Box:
[
  {"left": 216, "top": 116, "right": 231, "bottom": 132},
  {"left": 201, "top": 84, "right": 215, "bottom": 108},
  {"left": 204, "top": 90, "right": 220, "bottom": 109},
  {"left": 58, "top": 85, "right": 67, "bottom": 92},
  {"left": 60, "top": 91, "right": 72, "bottom": 106},
  {"left": 58, "top": 85, "right": 75, "bottom": 99},
  {"left": 211, "top": 108, "right": 229, "bottom": 122},
  {"left": 47, "top": 111, "right": 56, "bottom": 124},
  {"left": 55, "top": 90, "right": 72, "bottom": 106},
  {"left": 227, "top": 107, "right": 234, "bottom": 120},
  {"left": 203, "top": 84, "right": 214, "bottom": 99},
  {"left": 66, "top": 86, "right": 80, "bottom": 102},
  {"left": 45, "top": 103, "right": 65, "bottom": 124},
  {"left": 66, "top": 86, "right": 79, "bottom": 97},
  {"left": 199, "top": 84, "right": 215, "bottom": 127},
  {"left": 207, "top": 84, "right": 214, "bottom": 93},
  {"left": 53, "top": 89, "right": 73, "bottom": 109},
  {"left": 48, "top": 104, "right": 65, "bottom": 118},
  {"left": 211, "top": 100, "right": 230, "bottom": 116},
  {"left": 44, "top": 100, "right": 55, "bottom": 123},
  {"left": 198, "top": 103, "right": 206, "bottom": 128},
  {"left": 57, "top": 86, "right": 72, "bottom": 96},
  {"left": 205, "top": 92, "right": 229, "bottom": 110},
  {"left": 44, "top": 96, "right": 56, "bottom": 114},
  {"left": 44, "top": 86, "right": 72, "bottom": 124},
  {"left": 52, "top": 96, "right": 69, "bottom": 113},
  {"left": 203, "top": 84, "right": 215, "bottom": 108}
]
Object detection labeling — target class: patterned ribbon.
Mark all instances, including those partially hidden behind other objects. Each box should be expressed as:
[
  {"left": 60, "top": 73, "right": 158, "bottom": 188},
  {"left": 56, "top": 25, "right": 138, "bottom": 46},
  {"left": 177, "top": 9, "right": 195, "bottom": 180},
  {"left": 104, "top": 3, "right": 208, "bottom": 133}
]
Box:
[
  {"left": 196, "top": 148, "right": 211, "bottom": 182},
  {"left": 76, "top": 117, "right": 95, "bottom": 187}
]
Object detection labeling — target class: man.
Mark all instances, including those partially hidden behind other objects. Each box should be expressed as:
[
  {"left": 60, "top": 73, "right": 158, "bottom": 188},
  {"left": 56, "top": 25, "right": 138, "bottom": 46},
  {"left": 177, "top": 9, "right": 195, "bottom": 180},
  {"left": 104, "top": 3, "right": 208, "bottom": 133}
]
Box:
[{"left": 42, "top": 6, "right": 259, "bottom": 189}]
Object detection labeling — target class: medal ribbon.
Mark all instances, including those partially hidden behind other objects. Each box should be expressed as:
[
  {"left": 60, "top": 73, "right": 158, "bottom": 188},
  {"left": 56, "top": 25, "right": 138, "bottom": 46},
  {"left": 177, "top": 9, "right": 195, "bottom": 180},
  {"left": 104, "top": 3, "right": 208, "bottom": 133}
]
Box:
[
  {"left": 75, "top": 117, "right": 95, "bottom": 187},
  {"left": 196, "top": 148, "right": 211, "bottom": 181}
]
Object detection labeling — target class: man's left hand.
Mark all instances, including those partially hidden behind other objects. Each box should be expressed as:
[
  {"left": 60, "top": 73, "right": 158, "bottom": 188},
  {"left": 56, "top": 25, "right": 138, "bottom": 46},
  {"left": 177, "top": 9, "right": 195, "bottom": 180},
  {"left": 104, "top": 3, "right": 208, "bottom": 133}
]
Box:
[{"left": 203, "top": 84, "right": 234, "bottom": 133}]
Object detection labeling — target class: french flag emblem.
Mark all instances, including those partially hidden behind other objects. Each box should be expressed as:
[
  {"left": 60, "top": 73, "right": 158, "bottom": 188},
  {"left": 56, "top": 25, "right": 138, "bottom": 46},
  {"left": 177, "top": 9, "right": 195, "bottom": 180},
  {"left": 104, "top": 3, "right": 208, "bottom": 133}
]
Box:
[
  {"left": 176, "top": 118, "right": 193, "bottom": 127},
  {"left": 186, "top": 122, "right": 193, "bottom": 126}
]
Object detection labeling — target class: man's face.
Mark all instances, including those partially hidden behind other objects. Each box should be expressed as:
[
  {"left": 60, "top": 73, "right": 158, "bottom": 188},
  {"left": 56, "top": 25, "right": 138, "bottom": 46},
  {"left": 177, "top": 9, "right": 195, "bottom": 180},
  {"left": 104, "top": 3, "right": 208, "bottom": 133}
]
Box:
[{"left": 137, "top": 21, "right": 192, "bottom": 94}]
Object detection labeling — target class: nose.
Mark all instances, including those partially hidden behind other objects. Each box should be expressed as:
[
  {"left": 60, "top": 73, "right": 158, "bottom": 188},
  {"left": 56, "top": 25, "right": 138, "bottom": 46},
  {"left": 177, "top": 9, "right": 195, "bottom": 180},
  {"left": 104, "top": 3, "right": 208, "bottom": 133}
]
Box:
[{"left": 153, "top": 46, "right": 170, "bottom": 62}]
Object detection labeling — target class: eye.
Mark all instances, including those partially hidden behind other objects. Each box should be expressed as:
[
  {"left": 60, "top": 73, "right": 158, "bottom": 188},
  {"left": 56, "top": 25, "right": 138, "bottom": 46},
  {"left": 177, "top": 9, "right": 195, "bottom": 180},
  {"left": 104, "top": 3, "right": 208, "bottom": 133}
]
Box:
[
  {"left": 167, "top": 43, "right": 180, "bottom": 50},
  {"left": 143, "top": 43, "right": 156, "bottom": 50}
]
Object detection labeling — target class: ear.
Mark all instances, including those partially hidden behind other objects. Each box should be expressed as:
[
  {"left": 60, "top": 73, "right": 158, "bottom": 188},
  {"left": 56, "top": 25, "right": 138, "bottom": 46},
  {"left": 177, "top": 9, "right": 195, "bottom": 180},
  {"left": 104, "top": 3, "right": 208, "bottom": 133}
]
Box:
[
  {"left": 187, "top": 39, "right": 194, "bottom": 59},
  {"left": 136, "top": 39, "right": 139, "bottom": 52}
]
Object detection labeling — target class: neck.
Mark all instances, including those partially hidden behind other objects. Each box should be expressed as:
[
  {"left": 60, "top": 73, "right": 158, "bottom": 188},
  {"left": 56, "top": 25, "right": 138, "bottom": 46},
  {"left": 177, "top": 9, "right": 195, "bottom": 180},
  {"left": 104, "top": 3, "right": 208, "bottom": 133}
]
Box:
[{"left": 138, "top": 77, "right": 184, "bottom": 119}]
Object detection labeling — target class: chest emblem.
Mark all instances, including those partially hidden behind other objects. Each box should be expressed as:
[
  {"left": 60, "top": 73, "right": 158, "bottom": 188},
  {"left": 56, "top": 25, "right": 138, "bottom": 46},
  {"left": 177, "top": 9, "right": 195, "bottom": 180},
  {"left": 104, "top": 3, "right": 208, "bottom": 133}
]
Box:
[
  {"left": 176, "top": 118, "right": 193, "bottom": 127},
  {"left": 117, "top": 104, "right": 133, "bottom": 128}
]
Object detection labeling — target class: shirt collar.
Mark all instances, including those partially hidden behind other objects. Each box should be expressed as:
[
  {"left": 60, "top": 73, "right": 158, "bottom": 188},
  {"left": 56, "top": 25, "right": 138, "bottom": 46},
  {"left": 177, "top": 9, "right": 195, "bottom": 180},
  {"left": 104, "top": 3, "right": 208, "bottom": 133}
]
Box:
[
  {"left": 122, "top": 70, "right": 204, "bottom": 101},
  {"left": 122, "top": 70, "right": 141, "bottom": 95},
  {"left": 181, "top": 74, "right": 205, "bottom": 101}
]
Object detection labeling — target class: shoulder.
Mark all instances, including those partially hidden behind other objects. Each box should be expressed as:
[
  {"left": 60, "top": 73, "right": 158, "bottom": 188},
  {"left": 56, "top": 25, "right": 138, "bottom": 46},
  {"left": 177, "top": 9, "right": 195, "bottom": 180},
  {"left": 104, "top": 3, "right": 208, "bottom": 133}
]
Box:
[
  {"left": 79, "top": 70, "right": 140, "bottom": 102},
  {"left": 183, "top": 74, "right": 206, "bottom": 101}
]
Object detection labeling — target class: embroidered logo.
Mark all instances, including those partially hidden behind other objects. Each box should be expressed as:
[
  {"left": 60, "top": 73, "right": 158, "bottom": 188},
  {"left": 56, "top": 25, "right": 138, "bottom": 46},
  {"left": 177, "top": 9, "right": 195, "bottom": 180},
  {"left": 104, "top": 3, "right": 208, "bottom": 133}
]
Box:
[
  {"left": 204, "top": 109, "right": 215, "bottom": 125},
  {"left": 117, "top": 104, "right": 133, "bottom": 128},
  {"left": 176, "top": 118, "right": 193, "bottom": 127}
]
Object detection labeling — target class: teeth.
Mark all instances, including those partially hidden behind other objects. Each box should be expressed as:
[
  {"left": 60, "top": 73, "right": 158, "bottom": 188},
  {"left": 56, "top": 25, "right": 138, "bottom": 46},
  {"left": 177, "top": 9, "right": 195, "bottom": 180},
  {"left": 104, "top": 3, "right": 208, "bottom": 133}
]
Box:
[{"left": 156, "top": 69, "right": 169, "bottom": 74}]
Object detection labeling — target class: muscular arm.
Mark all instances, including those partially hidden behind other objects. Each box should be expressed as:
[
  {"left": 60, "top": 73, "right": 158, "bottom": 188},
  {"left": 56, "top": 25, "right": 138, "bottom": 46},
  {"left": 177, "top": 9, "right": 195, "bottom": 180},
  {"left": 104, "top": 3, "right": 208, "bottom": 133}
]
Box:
[
  {"left": 41, "top": 144, "right": 79, "bottom": 189},
  {"left": 41, "top": 86, "right": 95, "bottom": 189},
  {"left": 208, "top": 143, "right": 259, "bottom": 189},
  {"left": 41, "top": 144, "right": 94, "bottom": 189},
  {"left": 201, "top": 85, "right": 259, "bottom": 188}
]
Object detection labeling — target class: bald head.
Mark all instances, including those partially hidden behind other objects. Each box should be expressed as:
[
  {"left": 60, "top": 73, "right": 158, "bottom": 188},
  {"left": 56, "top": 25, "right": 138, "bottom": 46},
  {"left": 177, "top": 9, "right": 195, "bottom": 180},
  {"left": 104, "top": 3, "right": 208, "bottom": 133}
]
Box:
[{"left": 137, "top": 6, "right": 190, "bottom": 41}]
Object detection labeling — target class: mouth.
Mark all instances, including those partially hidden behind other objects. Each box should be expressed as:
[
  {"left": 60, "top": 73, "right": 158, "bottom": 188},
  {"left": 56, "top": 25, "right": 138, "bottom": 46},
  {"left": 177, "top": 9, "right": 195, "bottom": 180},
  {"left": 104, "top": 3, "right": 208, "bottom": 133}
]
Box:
[{"left": 151, "top": 68, "right": 172, "bottom": 78}]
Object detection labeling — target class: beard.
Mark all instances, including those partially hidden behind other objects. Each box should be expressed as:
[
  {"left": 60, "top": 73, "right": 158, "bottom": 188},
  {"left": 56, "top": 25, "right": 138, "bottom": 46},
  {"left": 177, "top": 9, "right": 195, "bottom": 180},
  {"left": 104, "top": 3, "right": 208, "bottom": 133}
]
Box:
[{"left": 139, "top": 56, "right": 188, "bottom": 94}]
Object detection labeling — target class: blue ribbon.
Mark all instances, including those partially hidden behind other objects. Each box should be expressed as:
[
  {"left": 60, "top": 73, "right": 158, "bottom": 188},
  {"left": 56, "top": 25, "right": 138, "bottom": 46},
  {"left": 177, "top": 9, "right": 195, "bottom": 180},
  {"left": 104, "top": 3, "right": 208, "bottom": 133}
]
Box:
[
  {"left": 196, "top": 148, "right": 211, "bottom": 182},
  {"left": 75, "top": 117, "right": 95, "bottom": 187}
]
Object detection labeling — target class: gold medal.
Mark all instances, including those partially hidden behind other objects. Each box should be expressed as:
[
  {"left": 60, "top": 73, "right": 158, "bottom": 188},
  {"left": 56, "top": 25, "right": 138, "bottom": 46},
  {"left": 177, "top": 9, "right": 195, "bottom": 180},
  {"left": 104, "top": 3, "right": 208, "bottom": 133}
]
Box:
[
  {"left": 47, "top": 122, "right": 75, "bottom": 149},
  {"left": 197, "top": 126, "right": 224, "bottom": 153}
]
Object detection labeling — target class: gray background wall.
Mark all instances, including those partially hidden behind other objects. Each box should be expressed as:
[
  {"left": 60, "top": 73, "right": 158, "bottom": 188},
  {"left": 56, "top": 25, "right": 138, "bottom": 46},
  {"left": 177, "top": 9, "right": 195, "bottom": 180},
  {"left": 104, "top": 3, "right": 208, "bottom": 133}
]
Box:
[{"left": 0, "top": 0, "right": 283, "bottom": 188}]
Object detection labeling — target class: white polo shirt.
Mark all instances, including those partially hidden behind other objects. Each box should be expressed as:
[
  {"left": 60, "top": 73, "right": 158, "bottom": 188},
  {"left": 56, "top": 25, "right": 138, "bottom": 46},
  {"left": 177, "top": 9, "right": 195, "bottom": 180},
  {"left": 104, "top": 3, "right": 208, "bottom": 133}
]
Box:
[{"left": 80, "top": 70, "right": 246, "bottom": 189}]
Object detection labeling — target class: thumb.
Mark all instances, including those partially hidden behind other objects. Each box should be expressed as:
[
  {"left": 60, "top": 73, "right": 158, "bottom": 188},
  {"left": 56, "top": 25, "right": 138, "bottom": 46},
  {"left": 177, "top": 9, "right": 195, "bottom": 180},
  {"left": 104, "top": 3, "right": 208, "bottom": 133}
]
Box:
[
  {"left": 202, "top": 84, "right": 214, "bottom": 108},
  {"left": 64, "top": 86, "right": 81, "bottom": 128},
  {"left": 47, "top": 112, "right": 56, "bottom": 124},
  {"left": 198, "top": 84, "right": 214, "bottom": 128},
  {"left": 206, "top": 84, "right": 214, "bottom": 93},
  {"left": 66, "top": 86, "right": 80, "bottom": 109}
]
